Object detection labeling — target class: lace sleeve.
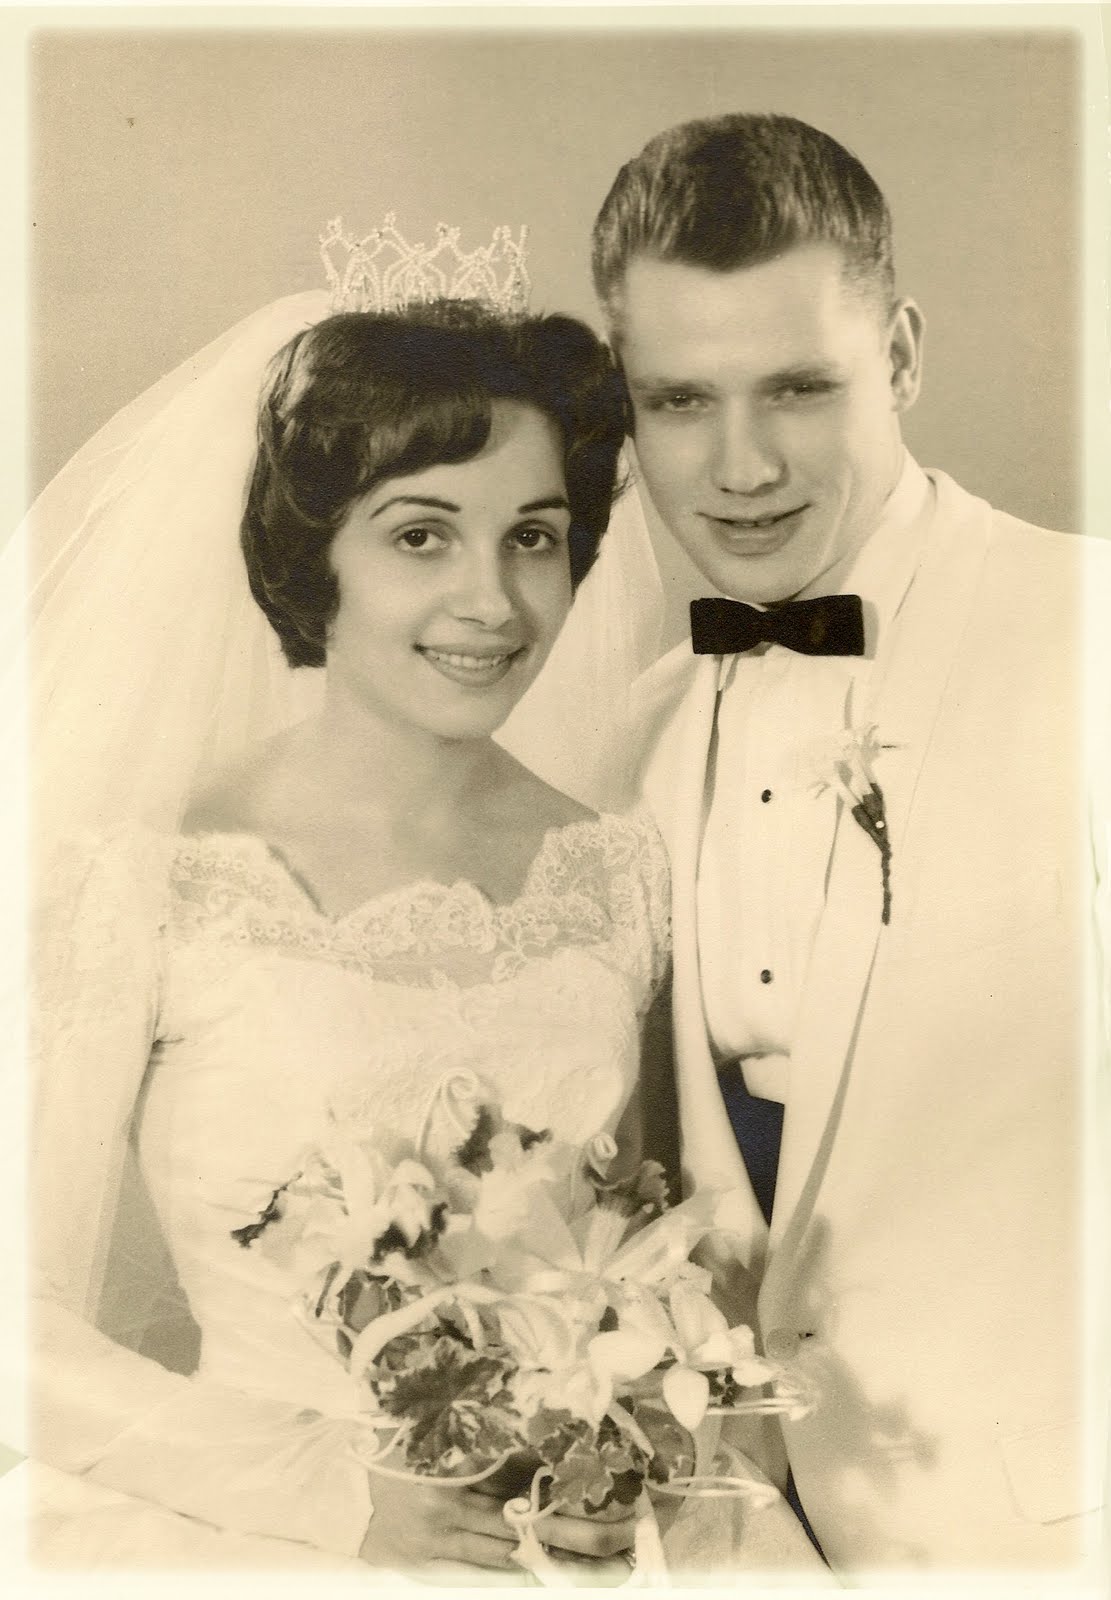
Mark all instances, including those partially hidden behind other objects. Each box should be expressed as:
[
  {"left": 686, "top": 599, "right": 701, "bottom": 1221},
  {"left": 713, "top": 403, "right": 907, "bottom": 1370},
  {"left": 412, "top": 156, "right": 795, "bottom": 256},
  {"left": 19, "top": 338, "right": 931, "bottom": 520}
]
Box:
[
  {"left": 625, "top": 808, "right": 672, "bottom": 1006},
  {"left": 592, "top": 809, "right": 671, "bottom": 1013},
  {"left": 32, "top": 831, "right": 168, "bottom": 1321},
  {"left": 30, "top": 832, "right": 372, "bottom": 1560}
]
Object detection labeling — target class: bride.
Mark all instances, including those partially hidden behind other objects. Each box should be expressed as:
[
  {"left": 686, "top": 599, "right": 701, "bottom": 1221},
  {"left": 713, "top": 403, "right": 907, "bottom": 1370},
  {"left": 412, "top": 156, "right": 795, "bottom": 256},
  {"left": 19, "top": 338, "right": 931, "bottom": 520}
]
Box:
[
  {"left": 25, "top": 226, "right": 672, "bottom": 1576},
  {"left": 22, "top": 221, "right": 830, "bottom": 1584}
]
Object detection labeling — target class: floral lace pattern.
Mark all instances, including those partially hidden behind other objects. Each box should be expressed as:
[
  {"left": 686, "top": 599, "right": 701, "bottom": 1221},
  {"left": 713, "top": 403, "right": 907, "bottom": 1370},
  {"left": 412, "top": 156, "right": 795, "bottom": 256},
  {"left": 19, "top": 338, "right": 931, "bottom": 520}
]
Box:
[
  {"left": 167, "top": 810, "right": 670, "bottom": 996},
  {"left": 32, "top": 812, "right": 672, "bottom": 1561}
]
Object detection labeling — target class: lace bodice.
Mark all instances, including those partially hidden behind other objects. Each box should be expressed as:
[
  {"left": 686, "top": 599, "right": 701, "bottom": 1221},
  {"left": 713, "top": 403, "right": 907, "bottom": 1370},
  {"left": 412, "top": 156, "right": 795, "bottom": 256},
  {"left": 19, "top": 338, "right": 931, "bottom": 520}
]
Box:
[
  {"left": 167, "top": 811, "right": 667, "bottom": 989},
  {"left": 32, "top": 809, "right": 670, "bottom": 1560}
]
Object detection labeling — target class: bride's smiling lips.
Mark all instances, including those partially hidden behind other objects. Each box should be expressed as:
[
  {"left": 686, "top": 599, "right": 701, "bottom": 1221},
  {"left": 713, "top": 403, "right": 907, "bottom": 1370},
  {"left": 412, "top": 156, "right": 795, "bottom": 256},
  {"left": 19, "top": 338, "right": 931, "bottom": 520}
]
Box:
[{"left": 416, "top": 641, "right": 527, "bottom": 688}]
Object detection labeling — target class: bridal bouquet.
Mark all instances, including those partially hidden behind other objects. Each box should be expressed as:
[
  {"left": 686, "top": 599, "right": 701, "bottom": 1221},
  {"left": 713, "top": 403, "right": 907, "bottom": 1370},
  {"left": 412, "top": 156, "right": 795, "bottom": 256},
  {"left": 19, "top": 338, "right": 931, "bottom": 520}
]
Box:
[{"left": 233, "top": 1078, "right": 814, "bottom": 1581}]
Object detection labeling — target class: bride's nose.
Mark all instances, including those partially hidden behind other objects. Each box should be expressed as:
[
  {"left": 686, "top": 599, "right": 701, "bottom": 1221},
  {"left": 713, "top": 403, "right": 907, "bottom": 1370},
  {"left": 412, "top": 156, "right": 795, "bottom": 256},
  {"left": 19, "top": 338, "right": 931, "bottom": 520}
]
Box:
[{"left": 448, "top": 544, "right": 516, "bottom": 628}]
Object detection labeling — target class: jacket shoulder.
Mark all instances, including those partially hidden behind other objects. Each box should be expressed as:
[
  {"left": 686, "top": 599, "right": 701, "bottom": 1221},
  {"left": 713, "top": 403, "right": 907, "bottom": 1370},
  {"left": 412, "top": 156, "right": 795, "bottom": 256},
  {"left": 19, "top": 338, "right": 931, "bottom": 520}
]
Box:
[
  {"left": 625, "top": 643, "right": 717, "bottom": 826},
  {"left": 981, "top": 507, "right": 1111, "bottom": 615},
  {"left": 930, "top": 470, "right": 1110, "bottom": 602},
  {"left": 629, "top": 638, "right": 702, "bottom": 725}
]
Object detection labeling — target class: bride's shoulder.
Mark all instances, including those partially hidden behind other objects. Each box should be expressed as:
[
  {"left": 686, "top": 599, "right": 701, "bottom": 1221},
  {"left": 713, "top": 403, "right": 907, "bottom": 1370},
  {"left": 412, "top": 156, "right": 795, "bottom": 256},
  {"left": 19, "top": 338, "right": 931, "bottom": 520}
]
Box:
[
  {"left": 535, "top": 804, "right": 670, "bottom": 988},
  {"left": 37, "top": 825, "right": 181, "bottom": 937},
  {"left": 497, "top": 754, "right": 664, "bottom": 862},
  {"left": 37, "top": 739, "right": 287, "bottom": 915},
  {"left": 597, "top": 808, "right": 670, "bottom": 902},
  {"left": 538, "top": 803, "right": 669, "bottom": 893},
  {"left": 577, "top": 801, "right": 667, "bottom": 856},
  {"left": 501, "top": 763, "right": 597, "bottom": 833},
  {"left": 489, "top": 757, "right": 664, "bottom": 898},
  {"left": 495, "top": 750, "right": 656, "bottom": 839},
  {"left": 181, "top": 737, "right": 287, "bottom": 838}
]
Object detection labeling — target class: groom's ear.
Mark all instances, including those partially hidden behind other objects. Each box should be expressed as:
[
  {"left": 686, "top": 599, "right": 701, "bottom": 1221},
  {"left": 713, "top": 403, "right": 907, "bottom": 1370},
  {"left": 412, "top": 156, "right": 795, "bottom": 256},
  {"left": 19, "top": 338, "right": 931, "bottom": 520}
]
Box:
[{"left": 887, "top": 299, "right": 925, "bottom": 412}]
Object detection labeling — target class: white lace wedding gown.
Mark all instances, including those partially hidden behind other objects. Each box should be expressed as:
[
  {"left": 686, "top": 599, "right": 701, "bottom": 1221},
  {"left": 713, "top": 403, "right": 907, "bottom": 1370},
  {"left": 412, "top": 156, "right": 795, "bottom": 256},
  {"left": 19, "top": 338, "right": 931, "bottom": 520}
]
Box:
[{"left": 30, "top": 810, "right": 670, "bottom": 1570}]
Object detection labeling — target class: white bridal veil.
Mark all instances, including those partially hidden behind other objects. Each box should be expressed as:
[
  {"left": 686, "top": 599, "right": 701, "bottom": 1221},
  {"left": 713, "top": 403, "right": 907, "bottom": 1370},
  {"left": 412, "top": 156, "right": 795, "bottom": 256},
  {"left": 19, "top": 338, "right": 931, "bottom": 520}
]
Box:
[
  {"left": 12, "top": 283, "right": 664, "bottom": 1374},
  {"left": 20, "top": 290, "right": 662, "bottom": 846}
]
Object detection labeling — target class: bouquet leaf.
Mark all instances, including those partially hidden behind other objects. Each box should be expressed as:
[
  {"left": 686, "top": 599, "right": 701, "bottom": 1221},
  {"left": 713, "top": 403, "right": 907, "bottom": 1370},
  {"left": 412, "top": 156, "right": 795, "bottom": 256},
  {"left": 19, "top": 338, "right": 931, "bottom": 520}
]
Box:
[
  {"left": 527, "top": 1409, "right": 649, "bottom": 1512},
  {"left": 633, "top": 1404, "right": 697, "bottom": 1485},
  {"left": 337, "top": 1270, "right": 391, "bottom": 1334},
  {"left": 374, "top": 1334, "right": 520, "bottom": 1474}
]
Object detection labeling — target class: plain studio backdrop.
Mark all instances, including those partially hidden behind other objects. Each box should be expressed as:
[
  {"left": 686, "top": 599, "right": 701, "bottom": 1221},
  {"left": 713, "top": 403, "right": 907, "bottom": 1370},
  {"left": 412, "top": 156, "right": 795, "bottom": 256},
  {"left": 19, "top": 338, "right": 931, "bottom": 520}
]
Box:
[
  {"left": 6, "top": 16, "right": 1109, "bottom": 1587},
  {"left": 25, "top": 14, "right": 1097, "bottom": 643}
]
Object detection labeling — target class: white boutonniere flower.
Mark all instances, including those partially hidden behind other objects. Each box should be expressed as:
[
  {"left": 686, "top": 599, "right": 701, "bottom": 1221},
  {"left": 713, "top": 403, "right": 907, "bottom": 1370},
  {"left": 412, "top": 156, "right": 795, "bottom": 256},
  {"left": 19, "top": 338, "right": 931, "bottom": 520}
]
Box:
[{"left": 800, "top": 723, "right": 896, "bottom": 925}]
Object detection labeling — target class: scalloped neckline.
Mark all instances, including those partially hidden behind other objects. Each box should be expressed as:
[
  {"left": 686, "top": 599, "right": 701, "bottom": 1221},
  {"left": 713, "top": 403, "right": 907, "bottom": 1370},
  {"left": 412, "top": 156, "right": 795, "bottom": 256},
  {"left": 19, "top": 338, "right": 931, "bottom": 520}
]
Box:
[{"left": 174, "top": 810, "right": 640, "bottom": 927}]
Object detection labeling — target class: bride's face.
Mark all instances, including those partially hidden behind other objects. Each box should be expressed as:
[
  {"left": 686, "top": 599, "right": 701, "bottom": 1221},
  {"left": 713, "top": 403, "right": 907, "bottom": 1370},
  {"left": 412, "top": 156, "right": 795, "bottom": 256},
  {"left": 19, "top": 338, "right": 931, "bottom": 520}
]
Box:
[{"left": 326, "top": 400, "right": 574, "bottom": 741}]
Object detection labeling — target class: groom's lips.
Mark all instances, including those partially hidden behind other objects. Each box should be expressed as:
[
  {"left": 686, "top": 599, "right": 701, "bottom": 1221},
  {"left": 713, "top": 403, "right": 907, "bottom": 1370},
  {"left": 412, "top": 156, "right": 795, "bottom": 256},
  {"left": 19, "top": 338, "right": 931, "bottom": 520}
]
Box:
[{"left": 700, "top": 505, "right": 809, "bottom": 552}]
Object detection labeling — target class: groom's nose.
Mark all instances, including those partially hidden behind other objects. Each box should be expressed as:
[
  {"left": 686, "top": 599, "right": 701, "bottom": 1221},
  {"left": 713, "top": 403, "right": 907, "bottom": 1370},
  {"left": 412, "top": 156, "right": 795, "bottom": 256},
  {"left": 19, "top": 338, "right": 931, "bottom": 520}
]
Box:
[{"left": 710, "top": 404, "right": 785, "bottom": 496}]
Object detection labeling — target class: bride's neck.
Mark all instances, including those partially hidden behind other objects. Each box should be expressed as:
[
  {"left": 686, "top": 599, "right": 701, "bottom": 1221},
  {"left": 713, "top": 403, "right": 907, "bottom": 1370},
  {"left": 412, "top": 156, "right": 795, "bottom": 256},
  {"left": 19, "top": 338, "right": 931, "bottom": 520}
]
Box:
[{"left": 287, "top": 691, "right": 506, "bottom": 825}]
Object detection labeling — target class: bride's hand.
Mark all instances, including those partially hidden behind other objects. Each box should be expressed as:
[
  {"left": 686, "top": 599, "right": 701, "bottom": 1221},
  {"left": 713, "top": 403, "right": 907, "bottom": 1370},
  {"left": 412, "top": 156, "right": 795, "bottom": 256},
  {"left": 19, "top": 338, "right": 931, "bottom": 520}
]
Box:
[
  {"left": 357, "top": 1453, "right": 638, "bottom": 1577},
  {"left": 514, "top": 1499, "right": 638, "bottom": 1586},
  {"left": 471, "top": 1465, "right": 637, "bottom": 1577},
  {"left": 357, "top": 1472, "right": 525, "bottom": 1572}
]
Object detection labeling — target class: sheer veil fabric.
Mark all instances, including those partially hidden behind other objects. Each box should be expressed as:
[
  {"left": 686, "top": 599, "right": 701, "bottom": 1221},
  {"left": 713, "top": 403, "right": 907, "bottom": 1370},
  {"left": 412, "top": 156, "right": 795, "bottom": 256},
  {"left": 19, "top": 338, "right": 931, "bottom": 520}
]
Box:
[
  {"left": 21, "top": 292, "right": 331, "bottom": 848},
  {"left": 18, "top": 289, "right": 661, "bottom": 842},
  {"left": 11, "top": 287, "right": 663, "bottom": 1383}
]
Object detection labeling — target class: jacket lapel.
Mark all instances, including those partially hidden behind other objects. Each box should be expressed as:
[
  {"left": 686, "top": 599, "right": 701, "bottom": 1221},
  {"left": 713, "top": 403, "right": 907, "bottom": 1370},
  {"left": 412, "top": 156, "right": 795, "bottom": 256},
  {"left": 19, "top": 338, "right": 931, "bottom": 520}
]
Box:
[
  {"left": 651, "top": 656, "right": 769, "bottom": 1268},
  {"left": 764, "top": 473, "right": 996, "bottom": 1264}
]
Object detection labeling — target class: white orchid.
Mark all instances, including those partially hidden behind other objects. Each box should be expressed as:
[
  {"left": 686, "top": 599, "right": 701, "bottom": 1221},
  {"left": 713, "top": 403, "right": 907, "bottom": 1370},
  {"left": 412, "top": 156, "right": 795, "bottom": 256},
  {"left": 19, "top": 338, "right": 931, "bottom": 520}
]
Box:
[
  {"left": 551, "top": 1276, "right": 775, "bottom": 1436},
  {"left": 790, "top": 721, "right": 891, "bottom": 808},
  {"left": 499, "top": 1295, "right": 626, "bottom": 1425},
  {"left": 659, "top": 1282, "right": 778, "bottom": 1433},
  {"left": 468, "top": 1177, "right": 736, "bottom": 1311},
  {"left": 470, "top": 1145, "right": 561, "bottom": 1241},
  {"left": 320, "top": 1139, "right": 444, "bottom": 1278}
]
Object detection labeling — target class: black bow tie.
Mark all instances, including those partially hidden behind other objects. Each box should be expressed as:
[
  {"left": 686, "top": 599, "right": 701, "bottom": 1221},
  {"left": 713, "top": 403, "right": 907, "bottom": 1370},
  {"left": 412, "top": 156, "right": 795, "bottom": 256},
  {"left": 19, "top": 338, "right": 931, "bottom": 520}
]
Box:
[{"left": 690, "top": 593, "right": 865, "bottom": 657}]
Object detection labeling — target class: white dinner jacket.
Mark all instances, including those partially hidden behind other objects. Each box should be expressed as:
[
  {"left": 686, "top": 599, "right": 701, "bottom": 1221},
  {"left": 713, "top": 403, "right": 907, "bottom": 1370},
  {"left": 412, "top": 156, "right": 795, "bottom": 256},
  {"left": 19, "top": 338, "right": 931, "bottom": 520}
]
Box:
[{"left": 631, "top": 470, "right": 1109, "bottom": 1576}]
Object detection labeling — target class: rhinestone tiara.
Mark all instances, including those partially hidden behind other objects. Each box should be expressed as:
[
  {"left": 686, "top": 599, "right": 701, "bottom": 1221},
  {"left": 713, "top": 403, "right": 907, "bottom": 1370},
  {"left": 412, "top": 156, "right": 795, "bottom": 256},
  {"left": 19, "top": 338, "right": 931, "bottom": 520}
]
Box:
[{"left": 320, "top": 214, "right": 531, "bottom": 316}]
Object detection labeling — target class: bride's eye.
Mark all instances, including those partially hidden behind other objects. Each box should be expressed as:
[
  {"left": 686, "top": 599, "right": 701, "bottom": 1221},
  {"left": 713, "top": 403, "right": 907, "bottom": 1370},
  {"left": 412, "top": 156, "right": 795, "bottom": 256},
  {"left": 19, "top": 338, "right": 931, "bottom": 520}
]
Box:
[
  {"left": 509, "top": 524, "right": 561, "bottom": 551},
  {"left": 396, "top": 525, "right": 445, "bottom": 552}
]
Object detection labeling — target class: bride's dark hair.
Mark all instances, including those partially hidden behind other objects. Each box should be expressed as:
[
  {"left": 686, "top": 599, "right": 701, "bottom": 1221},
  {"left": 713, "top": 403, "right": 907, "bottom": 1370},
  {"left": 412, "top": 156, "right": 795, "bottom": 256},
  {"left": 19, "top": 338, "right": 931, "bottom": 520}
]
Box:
[{"left": 241, "top": 301, "right": 628, "bottom": 669}]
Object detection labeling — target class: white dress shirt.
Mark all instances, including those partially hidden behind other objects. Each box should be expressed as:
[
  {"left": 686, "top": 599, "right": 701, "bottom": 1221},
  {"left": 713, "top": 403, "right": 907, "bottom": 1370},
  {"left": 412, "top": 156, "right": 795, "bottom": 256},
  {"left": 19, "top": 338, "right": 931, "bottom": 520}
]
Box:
[{"left": 696, "top": 455, "right": 936, "bottom": 1102}]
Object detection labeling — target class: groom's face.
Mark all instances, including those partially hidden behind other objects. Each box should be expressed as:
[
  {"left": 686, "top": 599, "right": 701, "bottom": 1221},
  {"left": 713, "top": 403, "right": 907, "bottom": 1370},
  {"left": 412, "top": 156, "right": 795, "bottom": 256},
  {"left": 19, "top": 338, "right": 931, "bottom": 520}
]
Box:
[{"left": 617, "top": 243, "right": 921, "bottom": 604}]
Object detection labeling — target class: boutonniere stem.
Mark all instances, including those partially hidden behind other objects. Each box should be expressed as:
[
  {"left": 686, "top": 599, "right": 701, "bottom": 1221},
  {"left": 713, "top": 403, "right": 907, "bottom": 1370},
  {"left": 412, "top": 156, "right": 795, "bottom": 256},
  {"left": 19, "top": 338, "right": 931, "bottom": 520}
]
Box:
[
  {"left": 800, "top": 724, "right": 896, "bottom": 926},
  {"left": 849, "top": 784, "right": 892, "bottom": 926}
]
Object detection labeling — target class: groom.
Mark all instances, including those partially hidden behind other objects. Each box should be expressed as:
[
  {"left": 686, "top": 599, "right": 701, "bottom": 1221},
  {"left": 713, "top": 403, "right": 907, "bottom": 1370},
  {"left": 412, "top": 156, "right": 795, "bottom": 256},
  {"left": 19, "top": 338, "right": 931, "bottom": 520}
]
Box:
[{"left": 592, "top": 114, "right": 1107, "bottom": 1574}]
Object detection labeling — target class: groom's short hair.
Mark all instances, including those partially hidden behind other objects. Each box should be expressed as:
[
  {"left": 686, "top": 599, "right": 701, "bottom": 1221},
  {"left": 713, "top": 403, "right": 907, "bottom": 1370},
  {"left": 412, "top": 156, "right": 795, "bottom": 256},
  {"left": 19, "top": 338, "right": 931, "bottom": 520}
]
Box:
[{"left": 592, "top": 113, "right": 895, "bottom": 337}]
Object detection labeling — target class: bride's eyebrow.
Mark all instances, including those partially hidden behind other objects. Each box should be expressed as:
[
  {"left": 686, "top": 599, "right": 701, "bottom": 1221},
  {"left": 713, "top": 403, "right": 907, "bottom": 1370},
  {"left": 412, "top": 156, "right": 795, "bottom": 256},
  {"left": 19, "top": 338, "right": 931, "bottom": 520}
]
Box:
[
  {"left": 370, "top": 494, "right": 460, "bottom": 518},
  {"left": 518, "top": 495, "right": 570, "bottom": 514}
]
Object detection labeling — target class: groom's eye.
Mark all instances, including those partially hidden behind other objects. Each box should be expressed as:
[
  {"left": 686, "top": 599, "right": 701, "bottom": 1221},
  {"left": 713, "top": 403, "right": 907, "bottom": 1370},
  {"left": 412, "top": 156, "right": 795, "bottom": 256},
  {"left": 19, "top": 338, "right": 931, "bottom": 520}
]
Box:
[
  {"left": 765, "top": 370, "right": 842, "bottom": 405},
  {"left": 647, "top": 390, "right": 706, "bottom": 414},
  {"left": 776, "top": 380, "right": 837, "bottom": 401}
]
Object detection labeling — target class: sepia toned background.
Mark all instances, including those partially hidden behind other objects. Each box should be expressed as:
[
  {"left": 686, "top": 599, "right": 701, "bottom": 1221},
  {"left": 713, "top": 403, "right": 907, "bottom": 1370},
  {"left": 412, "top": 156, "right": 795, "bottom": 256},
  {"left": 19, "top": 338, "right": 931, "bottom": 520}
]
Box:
[
  {"left": 4, "top": 6, "right": 1108, "bottom": 1563},
  {"left": 26, "top": 13, "right": 1091, "bottom": 633}
]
